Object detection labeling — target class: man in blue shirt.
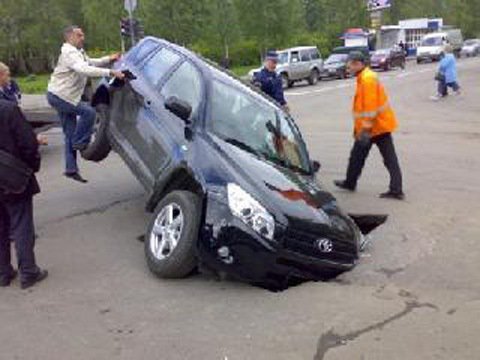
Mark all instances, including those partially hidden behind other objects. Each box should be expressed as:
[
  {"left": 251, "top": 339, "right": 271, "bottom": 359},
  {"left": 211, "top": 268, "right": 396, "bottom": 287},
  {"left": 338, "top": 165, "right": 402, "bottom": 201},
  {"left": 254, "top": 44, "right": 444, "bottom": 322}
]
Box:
[
  {"left": 0, "top": 62, "right": 22, "bottom": 105},
  {"left": 253, "top": 51, "right": 289, "bottom": 112}
]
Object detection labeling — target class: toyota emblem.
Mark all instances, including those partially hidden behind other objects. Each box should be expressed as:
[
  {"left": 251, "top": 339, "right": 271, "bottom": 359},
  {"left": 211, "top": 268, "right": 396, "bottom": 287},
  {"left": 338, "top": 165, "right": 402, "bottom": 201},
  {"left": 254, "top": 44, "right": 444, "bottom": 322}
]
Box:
[{"left": 316, "top": 238, "right": 333, "bottom": 253}]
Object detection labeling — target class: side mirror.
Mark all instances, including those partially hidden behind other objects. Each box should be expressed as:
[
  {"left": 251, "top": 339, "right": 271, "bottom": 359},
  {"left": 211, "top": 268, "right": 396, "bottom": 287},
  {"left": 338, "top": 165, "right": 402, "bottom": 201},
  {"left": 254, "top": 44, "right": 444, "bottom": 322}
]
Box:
[
  {"left": 165, "top": 96, "right": 192, "bottom": 124},
  {"left": 312, "top": 160, "right": 321, "bottom": 174}
]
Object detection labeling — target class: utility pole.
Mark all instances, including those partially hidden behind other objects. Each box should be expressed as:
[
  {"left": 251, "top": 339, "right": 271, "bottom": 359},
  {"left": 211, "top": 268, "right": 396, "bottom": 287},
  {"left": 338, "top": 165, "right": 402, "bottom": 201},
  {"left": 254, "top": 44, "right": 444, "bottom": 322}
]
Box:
[{"left": 124, "top": 0, "right": 138, "bottom": 46}]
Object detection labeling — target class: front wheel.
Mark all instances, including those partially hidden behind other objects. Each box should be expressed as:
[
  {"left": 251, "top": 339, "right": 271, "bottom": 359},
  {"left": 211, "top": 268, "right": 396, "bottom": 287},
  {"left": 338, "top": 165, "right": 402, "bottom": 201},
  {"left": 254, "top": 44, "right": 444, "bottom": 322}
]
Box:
[{"left": 145, "top": 191, "right": 201, "bottom": 279}]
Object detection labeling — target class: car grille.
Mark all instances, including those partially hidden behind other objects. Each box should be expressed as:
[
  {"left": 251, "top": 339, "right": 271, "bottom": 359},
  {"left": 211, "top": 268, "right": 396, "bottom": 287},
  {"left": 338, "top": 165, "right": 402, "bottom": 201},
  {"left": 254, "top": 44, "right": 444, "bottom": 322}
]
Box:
[{"left": 283, "top": 222, "right": 358, "bottom": 264}]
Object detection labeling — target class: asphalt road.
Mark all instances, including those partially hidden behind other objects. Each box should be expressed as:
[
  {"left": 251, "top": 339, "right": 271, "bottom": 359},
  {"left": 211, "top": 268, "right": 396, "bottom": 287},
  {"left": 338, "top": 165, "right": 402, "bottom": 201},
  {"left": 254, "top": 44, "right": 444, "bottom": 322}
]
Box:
[{"left": 1, "top": 58, "right": 480, "bottom": 360}]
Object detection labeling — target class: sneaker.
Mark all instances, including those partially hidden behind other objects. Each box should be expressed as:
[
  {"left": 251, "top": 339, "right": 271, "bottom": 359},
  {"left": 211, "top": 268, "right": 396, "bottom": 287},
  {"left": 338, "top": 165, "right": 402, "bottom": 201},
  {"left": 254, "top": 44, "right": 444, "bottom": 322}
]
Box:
[
  {"left": 379, "top": 191, "right": 405, "bottom": 201},
  {"left": 333, "top": 180, "right": 355, "bottom": 192},
  {"left": 0, "top": 270, "right": 18, "bottom": 287},
  {"left": 21, "top": 270, "right": 48, "bottom": 290},
  {"left": 64, "top": 172, "right": 88, "bottom": 183},
  {"left": 430, "top": 95, "right": 443, "bottom": 101}
]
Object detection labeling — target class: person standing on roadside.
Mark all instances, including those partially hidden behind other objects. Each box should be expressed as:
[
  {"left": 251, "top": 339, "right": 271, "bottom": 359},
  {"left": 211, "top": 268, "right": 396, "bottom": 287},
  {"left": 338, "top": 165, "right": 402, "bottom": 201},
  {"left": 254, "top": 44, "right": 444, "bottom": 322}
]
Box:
[
  {"left": 47, "top": 25, "right": 125, "bottom": 183},
  {"left": 334, "top": 51, "right": 404, "bottom": 200},
  {"left": 0, "top": 99, "right": 48, "bottom": 289},
  {"left": 0, "top": 62, "right": 21, "bottom": 105},
  {"left": 431, "top": 45, "right": 461, "bottom": 101},
  {"left": 253, "top": 51, "right": 289, "bottom": 113}
]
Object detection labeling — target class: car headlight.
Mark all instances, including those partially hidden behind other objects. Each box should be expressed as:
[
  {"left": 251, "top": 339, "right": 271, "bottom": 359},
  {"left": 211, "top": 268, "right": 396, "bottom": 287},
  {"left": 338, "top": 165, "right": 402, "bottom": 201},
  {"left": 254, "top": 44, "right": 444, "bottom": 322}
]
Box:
[{"left": 227, "top": 183, "right": 275, "bottom": 240}]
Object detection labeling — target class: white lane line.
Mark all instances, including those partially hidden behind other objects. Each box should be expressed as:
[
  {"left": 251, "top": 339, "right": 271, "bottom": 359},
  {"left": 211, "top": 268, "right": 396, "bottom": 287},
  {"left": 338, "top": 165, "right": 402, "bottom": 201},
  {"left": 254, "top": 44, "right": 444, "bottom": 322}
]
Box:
[{"left": 396, "top": 72, "right": 412, "bottom": 78}]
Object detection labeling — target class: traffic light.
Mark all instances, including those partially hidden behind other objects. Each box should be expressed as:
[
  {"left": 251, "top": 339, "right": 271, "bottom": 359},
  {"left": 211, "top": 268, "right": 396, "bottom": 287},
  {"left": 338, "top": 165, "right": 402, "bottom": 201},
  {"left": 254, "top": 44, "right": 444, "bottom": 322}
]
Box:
[
  {"left": 120, "top": 18, "right": 130, "bottom": 37},
  {"left": 120, "top": 18, "right": 144, "bottom": 40}
]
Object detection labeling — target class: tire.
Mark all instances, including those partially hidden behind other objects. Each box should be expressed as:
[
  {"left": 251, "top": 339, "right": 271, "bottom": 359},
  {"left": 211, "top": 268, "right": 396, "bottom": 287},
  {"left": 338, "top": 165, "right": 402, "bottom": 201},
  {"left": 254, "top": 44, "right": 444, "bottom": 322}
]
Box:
[
  {"left": 81, "top": 104, "right": 112, "bottom": 162},
  {"left": 145, "top": 191, "right": 201, "bottom": 279},
  {"left": 416, "top": 58, "right": 421, "bottom": 64},
  {"left": 308, "top": 69, "right": 319, "bottom": 85},
  {"left": 281, "top": 73, "right": 290, "bottom": 89}
]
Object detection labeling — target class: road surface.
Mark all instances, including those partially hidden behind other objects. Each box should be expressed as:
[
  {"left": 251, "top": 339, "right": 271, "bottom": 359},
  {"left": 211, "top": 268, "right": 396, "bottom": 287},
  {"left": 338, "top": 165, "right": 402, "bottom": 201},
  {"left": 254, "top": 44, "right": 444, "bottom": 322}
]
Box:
[{"left": 1, "top": 59, "right": 479, "bottom": 360}]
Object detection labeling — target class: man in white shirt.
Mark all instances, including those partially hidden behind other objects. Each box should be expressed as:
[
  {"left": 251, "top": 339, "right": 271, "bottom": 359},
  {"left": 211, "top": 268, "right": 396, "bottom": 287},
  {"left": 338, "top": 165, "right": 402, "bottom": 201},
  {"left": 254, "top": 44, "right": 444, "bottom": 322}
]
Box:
[{"left": 47, "top": 26, "right": 125, "bottom": 183}]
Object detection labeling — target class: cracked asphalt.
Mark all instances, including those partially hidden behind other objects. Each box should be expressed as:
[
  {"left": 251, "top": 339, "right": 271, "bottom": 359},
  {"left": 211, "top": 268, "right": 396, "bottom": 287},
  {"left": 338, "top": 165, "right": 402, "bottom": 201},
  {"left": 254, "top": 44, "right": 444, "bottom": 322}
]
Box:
[{"left": 1, "top": 59, "right": 480, "bottom": 359}]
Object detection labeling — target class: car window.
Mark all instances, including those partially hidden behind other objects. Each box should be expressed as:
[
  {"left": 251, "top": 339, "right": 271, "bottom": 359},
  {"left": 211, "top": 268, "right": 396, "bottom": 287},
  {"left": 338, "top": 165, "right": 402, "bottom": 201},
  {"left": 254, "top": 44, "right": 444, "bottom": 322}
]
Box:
[
  {"left": 129, "top": 40, "right": 159, "bottom": 64},
  {"left": 210, "top": 80, "right": 311, "bottom": 173},
  {"left": 161, "top": 61, "right": 203, "bottom": 118},
  {"left": 142, "top": 48, "right": 181, "bottom": 89},
  {"left": 300, "top": 51, "right": 310, "bottom": 62},
  {"left": 310, "top": 49, "right": 320, "bottom": 60},
  {"left": 291, "top": 51, "right": 300, "bottom": 63}
]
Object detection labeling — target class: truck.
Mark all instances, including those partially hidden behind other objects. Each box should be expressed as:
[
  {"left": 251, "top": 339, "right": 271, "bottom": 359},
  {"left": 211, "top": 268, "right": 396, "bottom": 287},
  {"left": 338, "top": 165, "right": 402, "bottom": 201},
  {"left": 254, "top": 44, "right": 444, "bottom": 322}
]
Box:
[{"left": 416, "top": 29, "right": 463, "bottom": 63}]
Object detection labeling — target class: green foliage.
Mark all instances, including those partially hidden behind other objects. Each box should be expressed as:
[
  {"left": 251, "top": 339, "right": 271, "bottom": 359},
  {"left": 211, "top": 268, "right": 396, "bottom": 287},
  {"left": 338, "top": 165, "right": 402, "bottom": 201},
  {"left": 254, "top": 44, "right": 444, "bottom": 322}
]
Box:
[{"left": 15, "top": 74, "right": 50, "bottom": 94}]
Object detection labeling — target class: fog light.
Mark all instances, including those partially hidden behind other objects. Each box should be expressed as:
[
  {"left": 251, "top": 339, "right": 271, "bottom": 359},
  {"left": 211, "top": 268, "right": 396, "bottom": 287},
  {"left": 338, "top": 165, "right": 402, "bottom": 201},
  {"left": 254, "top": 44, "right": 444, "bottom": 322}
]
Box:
[{"left": 218, "top": 246, "right": 234, "bottom": 264}]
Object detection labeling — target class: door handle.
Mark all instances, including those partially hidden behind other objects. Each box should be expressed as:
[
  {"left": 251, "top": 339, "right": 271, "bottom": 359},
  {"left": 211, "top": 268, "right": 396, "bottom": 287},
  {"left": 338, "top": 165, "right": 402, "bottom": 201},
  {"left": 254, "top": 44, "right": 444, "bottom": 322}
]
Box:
[{"left": 144, "top": 99, "right": 152, "bottom": 108}]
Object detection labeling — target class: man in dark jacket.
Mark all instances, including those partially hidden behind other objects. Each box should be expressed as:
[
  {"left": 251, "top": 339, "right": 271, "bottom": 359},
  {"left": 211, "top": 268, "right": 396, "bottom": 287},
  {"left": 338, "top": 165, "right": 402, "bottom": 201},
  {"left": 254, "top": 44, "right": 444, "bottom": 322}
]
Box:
[
  {"left": 0, "top": 100, "right": 48, "bottom": 289},
  {"left": 253, "top": 51, "right": 289, "bottom": 112}
]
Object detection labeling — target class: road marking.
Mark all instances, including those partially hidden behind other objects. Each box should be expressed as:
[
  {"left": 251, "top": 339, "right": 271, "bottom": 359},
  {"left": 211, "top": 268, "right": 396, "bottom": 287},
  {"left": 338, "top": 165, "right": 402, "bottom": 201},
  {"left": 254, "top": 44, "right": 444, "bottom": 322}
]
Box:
[{"left": 396, "top": 72, "right": 412, "bottom": 78}]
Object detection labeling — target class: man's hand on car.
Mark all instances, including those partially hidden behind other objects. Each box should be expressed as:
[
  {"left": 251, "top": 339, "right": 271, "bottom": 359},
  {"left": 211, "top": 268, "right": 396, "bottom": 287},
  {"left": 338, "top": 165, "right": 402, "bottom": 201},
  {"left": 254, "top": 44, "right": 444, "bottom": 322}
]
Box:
[
  {"left": 110, "top": 70, "right": 126, "bottom": 80},
  {"left": 109, "top": 53, "right": 122, "bottom": 62}
]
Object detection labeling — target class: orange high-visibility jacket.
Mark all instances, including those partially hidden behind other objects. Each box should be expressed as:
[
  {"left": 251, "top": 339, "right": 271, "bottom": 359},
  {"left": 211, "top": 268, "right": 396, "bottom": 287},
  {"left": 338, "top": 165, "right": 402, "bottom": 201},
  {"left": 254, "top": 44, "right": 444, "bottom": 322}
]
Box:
[{"left": 353, "top": 67, "right": 398, "bottom": 138}]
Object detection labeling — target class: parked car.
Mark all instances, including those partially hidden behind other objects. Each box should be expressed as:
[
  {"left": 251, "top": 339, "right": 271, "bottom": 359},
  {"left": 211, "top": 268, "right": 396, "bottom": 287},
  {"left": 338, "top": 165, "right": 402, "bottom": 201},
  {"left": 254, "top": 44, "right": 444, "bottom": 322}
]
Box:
[
  {"left": 417, "top": 29, "right": 463, "bottom": 63},
  {"left": 319, "top": 53, "right": 349, "bottom": 79},
  {"left": 83, "top": 37, "right": 386, "bottom": 290},
  {"left": 370, "top": 48, "right": 406, "bottom": 71},
  {"left": 331, "top": 46, "right": 371, "bottom": 65},
  {"left": 248, "top": 46, "right": 323, "bottom": 89},
  {"left": 461, "top": 39, "right": 480, "bottom": 57}
]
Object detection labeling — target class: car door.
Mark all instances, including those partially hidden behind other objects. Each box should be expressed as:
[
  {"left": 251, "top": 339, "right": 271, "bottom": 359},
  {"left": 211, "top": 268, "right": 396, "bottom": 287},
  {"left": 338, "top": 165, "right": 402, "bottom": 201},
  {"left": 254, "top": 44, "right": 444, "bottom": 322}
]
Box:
[
  {"left": 289, "top": 51, "right": 302, "bottom": 80},
  {"left": 109, "top": 46, "right": 182, "bottom": 189},
  {"left": 299, "top": 50, "right": 312, "bottom": 78}
]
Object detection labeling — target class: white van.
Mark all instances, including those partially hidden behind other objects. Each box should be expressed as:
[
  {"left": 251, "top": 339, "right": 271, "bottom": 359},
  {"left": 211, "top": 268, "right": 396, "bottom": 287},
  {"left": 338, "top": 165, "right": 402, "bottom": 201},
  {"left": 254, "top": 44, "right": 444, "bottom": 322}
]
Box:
[{"left": 416, "top": 29, "right": 463, "bottom": 63}]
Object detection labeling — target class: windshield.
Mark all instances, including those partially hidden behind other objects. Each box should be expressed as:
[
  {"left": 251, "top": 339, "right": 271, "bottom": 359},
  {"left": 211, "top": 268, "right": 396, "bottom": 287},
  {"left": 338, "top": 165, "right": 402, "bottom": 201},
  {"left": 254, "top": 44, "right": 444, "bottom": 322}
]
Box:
[
  {"left": 464, "top": 40, "right": 478, "bottom": 46},
  {"left": 277, "top": 52, "right": 288, "bottom": 64},
  {"left": 210, "top": 80, "right": 311, "bottom": 174},
  {"left": 326, "top": 54, "right": 348, "bottom": 64},
  {"left": 421, "top": 37, "right": 443, "bottom": 47}
]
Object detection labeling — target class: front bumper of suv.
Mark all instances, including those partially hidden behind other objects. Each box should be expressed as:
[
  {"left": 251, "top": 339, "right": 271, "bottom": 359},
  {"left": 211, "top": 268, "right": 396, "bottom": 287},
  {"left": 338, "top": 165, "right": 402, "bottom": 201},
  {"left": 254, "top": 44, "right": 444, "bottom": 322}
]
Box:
[{"left": 198, "top": 193, "right": 359, "bottom": 289}]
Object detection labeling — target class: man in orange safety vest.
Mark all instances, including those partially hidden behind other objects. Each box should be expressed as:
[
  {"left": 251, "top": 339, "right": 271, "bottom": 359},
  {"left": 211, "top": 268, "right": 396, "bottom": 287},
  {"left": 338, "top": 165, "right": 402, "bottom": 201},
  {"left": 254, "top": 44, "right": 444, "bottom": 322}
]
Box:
[{"left": 334, "top": 51, "right": 404, "bottom": 200}]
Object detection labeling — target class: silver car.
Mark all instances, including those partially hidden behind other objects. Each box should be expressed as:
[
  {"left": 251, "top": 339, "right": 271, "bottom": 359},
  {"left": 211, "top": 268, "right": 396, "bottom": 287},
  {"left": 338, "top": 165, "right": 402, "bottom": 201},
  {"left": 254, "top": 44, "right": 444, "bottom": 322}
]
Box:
[
  {"left": 249, "top": 46, "right": 324, "bottom": 88},
  {"left": 461, "top": 39, "right": 480, "bottom": 57}
]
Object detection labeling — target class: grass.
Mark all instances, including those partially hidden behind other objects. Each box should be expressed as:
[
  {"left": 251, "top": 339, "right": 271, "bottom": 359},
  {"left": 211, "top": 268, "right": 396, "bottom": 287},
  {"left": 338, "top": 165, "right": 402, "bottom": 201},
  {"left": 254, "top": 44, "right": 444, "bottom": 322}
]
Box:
[
  {"left": 230, "top": 65, "right": 258, "bottom": 77},
  {"left": 16, "top": 74, "right": 50, "bottom": 95}
]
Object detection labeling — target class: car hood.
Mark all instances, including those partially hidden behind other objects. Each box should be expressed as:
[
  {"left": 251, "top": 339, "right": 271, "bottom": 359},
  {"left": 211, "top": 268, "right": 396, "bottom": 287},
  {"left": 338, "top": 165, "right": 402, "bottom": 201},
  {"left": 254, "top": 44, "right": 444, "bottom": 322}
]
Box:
[
  {"left": 201, "top": 135, "right": 337, "bottom": 228},
  {"left": 324, "top": 62, "right": 345, "bottom": 68}
]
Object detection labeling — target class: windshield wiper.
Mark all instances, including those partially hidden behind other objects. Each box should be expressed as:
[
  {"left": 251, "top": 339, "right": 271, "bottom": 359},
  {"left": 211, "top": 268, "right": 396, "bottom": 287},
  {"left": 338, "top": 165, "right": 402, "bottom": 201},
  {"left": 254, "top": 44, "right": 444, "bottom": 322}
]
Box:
[{"left": 224, "top": 138, "right": 262, "bottom": 158}]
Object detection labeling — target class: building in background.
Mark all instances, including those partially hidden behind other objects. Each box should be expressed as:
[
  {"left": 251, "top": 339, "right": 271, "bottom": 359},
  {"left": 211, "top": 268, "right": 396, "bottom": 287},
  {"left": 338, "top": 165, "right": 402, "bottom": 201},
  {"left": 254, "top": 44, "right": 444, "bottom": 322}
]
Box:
[{"left": 398, "top": 18, "right": 443, "bottom": 56}]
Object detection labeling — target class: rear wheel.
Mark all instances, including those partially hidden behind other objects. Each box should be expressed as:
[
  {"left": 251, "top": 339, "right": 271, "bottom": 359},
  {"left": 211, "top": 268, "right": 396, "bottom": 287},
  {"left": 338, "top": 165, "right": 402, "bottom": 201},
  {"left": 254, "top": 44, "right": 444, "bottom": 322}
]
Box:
[
  {"left": 308, "top": 69, "right": 319, "bottom": 85},
  {"left": 145, "top": 191, "right": 201, "bottom": 279},
  {"left": 81, "top": 104, "right": 111, "bottom": 162},
  {"left": 281, "top": 73, "right": 289, "bottom": 89}
]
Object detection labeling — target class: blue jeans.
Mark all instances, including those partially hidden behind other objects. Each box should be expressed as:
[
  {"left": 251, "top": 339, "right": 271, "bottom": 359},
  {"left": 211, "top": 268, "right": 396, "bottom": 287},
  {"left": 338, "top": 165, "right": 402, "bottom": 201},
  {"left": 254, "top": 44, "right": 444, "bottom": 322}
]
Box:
[
  {"left": 47, "top": 92, "right": 96, "bottom": 174},
  {"left": 438, "top": 80, "right": 460, "bottom": 97}
]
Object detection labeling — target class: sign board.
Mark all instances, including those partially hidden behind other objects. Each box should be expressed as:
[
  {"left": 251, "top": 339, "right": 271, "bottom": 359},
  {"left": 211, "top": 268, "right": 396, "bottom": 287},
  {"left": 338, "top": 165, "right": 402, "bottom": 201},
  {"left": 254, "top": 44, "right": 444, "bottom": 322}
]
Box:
[
  {"left": 124, "top": 0, "right": 137, "bottom": 13},
  {"left": 367, "top": 0, "right": 391, "bottom": 12}
]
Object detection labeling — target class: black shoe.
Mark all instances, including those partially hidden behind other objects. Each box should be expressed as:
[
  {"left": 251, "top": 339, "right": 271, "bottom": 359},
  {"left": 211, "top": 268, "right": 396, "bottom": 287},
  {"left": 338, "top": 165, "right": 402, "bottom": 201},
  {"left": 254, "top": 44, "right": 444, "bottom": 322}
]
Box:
[
  {"left": 0, "top": 270, "right": 17, "bottom": 287},
  {"left": 379, "top": 191, "right": 405, "bottom": 200},
  {"left": 21, "top": 270, "right": 48, "bottom": 290},
  {"left": 72, "top": 143, "right": 88, "bottom": 152},
  {"left": 334, "top": 180, "right": 355, "bottom": 192},
  {"left": 64, "top": 172, "right": 88, "bottom": 183}
]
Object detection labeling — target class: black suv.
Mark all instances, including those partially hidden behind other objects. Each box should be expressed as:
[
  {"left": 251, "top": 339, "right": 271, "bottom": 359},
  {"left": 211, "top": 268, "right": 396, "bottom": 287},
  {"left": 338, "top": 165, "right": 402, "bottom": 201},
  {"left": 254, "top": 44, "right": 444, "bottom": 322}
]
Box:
[{"left": 84, "top": 37, "right": 385, "bottom": 289}]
